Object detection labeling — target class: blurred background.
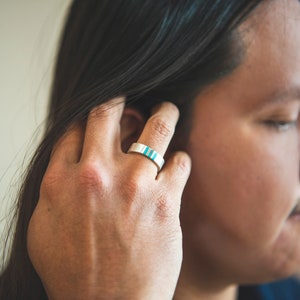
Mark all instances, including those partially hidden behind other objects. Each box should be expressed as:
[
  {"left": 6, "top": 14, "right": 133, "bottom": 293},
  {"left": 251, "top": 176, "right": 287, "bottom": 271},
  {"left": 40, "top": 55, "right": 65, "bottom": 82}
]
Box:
[{"left": 0, "top": 0, "right": 70, "bottom": 239}]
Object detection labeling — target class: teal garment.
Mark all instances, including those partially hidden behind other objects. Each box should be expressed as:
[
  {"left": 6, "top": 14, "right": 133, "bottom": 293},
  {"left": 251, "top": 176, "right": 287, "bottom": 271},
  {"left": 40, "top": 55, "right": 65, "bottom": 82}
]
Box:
[{"left": 238, "top": 277, "right": 300, "bottom": 300}]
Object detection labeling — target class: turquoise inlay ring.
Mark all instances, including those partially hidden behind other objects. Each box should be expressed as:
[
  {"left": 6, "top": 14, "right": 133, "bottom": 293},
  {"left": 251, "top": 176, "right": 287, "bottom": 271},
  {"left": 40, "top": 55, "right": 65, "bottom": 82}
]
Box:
[{"left": 127, "top": 142, "right": 165, "bottom": 172}]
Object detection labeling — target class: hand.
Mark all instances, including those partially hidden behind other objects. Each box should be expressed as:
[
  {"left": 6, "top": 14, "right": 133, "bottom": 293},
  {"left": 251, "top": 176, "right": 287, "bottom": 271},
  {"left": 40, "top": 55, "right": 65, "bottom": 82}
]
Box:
[{"left": 27, "top": 97, "right": 191, "bottom": 300}]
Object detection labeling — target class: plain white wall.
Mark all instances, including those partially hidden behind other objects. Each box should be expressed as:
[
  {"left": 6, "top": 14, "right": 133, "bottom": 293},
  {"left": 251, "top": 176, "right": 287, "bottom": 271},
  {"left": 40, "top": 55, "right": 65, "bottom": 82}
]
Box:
[{"left": 0, "top": 0, "right": 70, "bottom": 238}]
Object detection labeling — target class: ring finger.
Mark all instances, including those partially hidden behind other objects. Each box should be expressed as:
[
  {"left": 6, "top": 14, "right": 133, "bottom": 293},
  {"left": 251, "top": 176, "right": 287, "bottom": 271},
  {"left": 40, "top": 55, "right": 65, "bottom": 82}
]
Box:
[{"left": 127, "top": 102, "right": 179, "bottom": 174}]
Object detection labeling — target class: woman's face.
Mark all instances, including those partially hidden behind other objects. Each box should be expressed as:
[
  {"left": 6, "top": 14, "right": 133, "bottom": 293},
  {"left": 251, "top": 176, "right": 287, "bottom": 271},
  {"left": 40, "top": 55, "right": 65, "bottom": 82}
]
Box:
[{"left": 182, "top": 0, "right": 300, "bottom": 284}]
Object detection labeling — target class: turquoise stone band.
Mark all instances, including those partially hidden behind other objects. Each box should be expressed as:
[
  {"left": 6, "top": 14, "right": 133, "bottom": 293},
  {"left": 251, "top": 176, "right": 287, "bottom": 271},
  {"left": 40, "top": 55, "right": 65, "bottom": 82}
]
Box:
[{"left": 128, "top": 142, "right": 165, "bottom": 171}]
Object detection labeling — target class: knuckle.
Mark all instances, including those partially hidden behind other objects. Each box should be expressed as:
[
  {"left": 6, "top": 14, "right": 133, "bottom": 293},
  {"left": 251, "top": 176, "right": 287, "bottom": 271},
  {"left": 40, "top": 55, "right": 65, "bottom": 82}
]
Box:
[
  {"left": 122, "top": 175, "right": 143, "bottom": 202},
  {"left": 78, "top": 161, "right": 107, "bottom": 192},
  {"left": 89, "top": 101, "right": 118, "bottom": 120},
  {"left": 90, "top": 98, "right": 124, "bottom": 118},
  {"left": 121, "top": 167, "right": 155, "bottom": 206},
  {"left": 155, "top": 194, "right": 173, "bottom": 220},
  {"left": 172, "top": 153, "right": 191, "bottom": 174},
  {"left": 149, "top": 115, "right": 173, "bottom": 139},
  {"left": 90, "top": 105, "right": 106, "bottom": 118},
  {"left": 88, "top": 106, "right": 107, "bottom": 125}
]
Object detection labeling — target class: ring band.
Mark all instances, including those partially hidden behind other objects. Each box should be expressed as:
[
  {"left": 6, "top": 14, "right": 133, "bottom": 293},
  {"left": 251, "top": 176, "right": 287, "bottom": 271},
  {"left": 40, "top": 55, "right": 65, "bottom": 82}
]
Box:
[{"left": 127, "top": 142, "right": 165, "bottom": 172}]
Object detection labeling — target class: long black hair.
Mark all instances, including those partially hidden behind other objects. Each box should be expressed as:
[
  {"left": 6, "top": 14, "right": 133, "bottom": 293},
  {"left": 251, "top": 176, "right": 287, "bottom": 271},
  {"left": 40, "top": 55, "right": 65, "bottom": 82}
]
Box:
[{"left": 1, "top": 1, "right": 262, "bottom": 298}]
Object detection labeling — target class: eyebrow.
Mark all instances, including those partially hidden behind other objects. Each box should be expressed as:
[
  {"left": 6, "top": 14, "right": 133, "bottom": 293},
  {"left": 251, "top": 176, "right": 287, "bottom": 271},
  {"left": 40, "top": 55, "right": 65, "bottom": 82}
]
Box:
[
  {"left": 251, "top": 85, "right": 300, "bottom": 113},
  {"left": 265, "top": 86, "right": 300, "bottom": 105}
]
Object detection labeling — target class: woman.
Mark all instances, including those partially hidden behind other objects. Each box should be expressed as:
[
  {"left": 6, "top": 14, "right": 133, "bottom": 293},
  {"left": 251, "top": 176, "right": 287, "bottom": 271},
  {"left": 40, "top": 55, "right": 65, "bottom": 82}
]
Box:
[{"left": 1, "top": 0, "right": 300, "bottom": 299}]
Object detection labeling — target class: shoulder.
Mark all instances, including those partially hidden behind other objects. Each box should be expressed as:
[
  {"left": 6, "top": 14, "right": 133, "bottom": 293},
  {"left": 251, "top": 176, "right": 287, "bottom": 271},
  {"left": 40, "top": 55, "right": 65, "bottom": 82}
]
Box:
[{"left": 238, "top": 277, "right": 300, "bottom": 300}]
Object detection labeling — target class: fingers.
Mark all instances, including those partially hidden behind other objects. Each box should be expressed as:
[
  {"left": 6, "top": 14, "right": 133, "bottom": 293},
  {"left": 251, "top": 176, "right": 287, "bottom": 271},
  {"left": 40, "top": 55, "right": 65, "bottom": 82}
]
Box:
[
  {"left": 82, "top": 97, "right": 125, "bottom": 160},
  {"left": 158, "top": 151, "right": 192, "bottom": 212},
  {"left": 158, "top": 151, "right": 191, "bottom": 189},
  {"left": 50, "top": 99, "right": 182, "bottom": 181},
  {"left": 50, "top": 123, "right": 84, "bottom": 166},
  {"left": 50, "top": 97, "right": 125, "bottom": 167},
  {"left": 128, "top": 102, "right": 179, "bottom": 174},
  {"left": 138, "top": 102, "right": 179, "bottom": 156}
]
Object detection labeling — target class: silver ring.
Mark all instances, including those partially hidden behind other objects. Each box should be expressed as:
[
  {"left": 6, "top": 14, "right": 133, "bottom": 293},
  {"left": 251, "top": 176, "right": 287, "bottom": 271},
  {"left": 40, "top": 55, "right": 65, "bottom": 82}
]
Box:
[{"left": 127, "top": 142, "right": 165, "bottom": 172}]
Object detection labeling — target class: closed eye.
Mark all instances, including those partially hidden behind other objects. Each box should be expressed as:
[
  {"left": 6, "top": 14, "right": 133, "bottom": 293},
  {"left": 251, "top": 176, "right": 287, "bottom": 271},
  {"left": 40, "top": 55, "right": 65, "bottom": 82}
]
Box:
[{"left": 264, "top": 120, "right": 298, "bottom": 132}]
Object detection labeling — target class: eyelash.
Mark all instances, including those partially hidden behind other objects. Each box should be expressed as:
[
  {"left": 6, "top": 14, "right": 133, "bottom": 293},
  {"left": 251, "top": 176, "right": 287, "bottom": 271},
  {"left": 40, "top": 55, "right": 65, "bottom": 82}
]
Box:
[{"left": 265, "top": 120, "right": 298, "bottom": 132}]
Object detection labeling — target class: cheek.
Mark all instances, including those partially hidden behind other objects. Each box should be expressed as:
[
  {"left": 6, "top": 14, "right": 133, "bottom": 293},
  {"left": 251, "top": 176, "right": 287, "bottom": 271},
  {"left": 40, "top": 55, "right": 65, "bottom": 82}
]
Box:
[{"left": 186, "top": 125, "right": 299, "bottom": 247}]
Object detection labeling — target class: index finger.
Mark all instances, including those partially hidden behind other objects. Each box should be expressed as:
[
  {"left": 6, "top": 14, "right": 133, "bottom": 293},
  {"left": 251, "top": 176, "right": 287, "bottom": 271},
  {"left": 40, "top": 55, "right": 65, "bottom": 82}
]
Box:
[{"left": 81, "top": 97, "right": 125, "bottom": 161}]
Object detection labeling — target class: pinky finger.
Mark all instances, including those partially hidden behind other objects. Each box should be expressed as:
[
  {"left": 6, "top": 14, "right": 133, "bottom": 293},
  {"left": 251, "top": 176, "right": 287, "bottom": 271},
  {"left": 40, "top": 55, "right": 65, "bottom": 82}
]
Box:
[{"left": 157, "top": 151, "right": 192, "bottom": 204}]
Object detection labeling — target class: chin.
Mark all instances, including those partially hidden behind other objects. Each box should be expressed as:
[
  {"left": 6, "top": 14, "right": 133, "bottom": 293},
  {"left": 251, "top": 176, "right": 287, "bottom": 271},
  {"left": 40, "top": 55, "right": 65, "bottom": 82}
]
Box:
[
  {"left": 233, "top": 268, "right": 298, "bottom": 286},
  {"left": 237, "top": 250, "right": 300, "bottom": 285}
]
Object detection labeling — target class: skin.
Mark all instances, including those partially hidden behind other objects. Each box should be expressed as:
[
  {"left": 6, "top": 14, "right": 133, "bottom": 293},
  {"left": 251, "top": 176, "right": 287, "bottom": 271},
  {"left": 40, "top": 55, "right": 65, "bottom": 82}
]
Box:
[
  {"left": 176, "top": 0, "right": 300, "bottom": 299},
  {"left": 27, "top": 100, "right": 191, "bottom": 299},
  {"left": 27, "top": 0, "right": 300, "bottom": 300}
]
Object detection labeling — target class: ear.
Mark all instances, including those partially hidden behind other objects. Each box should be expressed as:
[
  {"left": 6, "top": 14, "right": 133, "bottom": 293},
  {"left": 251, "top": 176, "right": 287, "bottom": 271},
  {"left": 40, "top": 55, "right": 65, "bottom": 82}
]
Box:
[{"left": 120, "top": 108, "right": 145, "bottom": 152}]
